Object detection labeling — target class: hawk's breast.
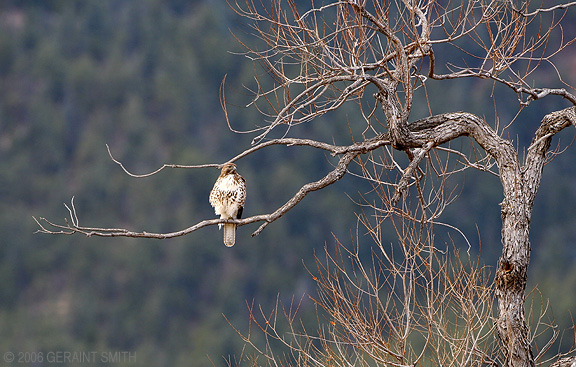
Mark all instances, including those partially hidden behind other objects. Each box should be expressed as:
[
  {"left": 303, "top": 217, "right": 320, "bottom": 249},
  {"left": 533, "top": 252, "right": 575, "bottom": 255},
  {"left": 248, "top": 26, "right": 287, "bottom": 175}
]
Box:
[{"left": 210, "top": 173, "right": 246, "bottom": 219}]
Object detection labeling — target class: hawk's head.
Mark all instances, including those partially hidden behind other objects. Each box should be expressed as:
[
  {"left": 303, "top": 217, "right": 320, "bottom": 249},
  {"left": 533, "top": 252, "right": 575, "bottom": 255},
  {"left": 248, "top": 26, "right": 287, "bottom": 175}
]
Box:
[{"left": 220, "top": 163, "right": 237, "bottom": 176}]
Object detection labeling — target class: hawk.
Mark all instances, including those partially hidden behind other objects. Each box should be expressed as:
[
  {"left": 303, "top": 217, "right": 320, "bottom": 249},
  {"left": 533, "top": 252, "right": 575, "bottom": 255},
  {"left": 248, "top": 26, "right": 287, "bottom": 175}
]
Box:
[{"left": 209, "top": 163, "right": 246, "bottom": 247}]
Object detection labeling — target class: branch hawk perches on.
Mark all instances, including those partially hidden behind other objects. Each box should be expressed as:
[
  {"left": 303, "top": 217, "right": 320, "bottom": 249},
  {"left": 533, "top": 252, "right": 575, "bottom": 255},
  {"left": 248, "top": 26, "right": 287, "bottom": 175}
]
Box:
[{"left": 209, "top": 163, "right": 246, "bottom": 247}]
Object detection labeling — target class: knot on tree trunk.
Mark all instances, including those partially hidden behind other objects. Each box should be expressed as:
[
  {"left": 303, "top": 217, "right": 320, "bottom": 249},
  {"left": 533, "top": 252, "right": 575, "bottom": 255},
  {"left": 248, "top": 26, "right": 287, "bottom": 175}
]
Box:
[{"left": 496, "top": 259, "right": 528, "bottom": 293}]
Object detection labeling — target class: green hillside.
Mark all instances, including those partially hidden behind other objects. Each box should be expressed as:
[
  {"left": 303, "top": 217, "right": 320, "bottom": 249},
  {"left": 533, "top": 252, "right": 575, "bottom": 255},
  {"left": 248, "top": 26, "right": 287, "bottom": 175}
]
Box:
[{"left": 1, "top": 1, "right": 575, "bottom": 365}]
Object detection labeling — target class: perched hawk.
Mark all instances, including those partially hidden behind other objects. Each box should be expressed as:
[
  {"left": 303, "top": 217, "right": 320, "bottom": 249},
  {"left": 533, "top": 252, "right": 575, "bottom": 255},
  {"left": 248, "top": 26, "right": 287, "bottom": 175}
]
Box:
[{"left": 209, "top": 163, "right": 246, "bottom": 247}]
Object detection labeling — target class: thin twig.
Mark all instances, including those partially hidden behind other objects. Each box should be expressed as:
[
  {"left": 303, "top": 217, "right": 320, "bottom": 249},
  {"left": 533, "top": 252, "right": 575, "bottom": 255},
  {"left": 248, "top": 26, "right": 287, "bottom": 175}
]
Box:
[{"left": 106, "top": 144, "right": 218, "bottom": 178}]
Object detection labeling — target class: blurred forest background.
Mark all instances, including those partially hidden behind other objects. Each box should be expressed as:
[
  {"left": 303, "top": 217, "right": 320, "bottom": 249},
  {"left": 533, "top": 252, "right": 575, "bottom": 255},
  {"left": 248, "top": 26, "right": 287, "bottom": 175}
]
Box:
[{"left": 1, "top": 0, "right": 576, "bottom": 365}]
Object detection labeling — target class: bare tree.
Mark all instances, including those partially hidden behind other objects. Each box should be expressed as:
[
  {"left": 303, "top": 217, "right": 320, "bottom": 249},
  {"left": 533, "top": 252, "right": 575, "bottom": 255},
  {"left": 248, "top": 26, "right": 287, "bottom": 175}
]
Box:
[{"left": 36, "top": 0, "right": 576, "bottom": 366}]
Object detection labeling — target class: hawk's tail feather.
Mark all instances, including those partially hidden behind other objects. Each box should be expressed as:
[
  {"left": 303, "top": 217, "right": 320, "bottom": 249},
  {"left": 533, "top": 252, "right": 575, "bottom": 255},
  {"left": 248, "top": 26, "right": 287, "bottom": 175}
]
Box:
[{"left": 223, "top": 223, "right": 236, "bottom": 247}]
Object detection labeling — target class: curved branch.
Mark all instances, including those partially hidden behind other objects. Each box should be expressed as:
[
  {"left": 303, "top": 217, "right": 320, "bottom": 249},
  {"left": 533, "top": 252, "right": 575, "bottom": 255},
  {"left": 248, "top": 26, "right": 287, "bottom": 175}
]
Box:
[
  {"left": 106, "top": 144, "right": 219, "bottom": 178},
  {"left": 521, "top": 1, "right": 576, "bottom": 16},
  {"left": 107, "top": 138, "right": 348, "bottom": 178},
  {"left": 34, "top": 150, "right": 363, "bottom": 240},
  {"left": 524, "top": 106, "right": 576, "bottom": 204},
  {"left": 108, "top": 135, "right": 391, "bottom": 178},
  {"left": 251, "top": 150, "right": 359, "bottom": 236}
]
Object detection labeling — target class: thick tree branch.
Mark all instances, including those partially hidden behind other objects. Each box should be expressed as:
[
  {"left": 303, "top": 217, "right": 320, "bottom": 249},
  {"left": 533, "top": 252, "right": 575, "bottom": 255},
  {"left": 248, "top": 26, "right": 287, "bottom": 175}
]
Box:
[{"left": 524, "top": 106, "right": 576, "bottom": 204}]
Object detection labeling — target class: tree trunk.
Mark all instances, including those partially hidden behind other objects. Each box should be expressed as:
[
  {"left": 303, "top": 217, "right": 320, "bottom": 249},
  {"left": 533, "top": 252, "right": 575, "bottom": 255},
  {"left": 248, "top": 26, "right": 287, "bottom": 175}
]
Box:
[
  {"left": 474, "top": 133, "right": 535, "bottom": 367},
  {"left": 496, "top": 180, "right": 535, "bottom": 367},
  {"left": 494, "top": 107, "right": 576, "bottom": 367},
  {"left": 398, "top": 109, "right": 576, "bottom": 367},
  {"left": 491, "top": 107, "right": 576, "bottom": 367},
  {"left": 397, "top": 111, "right": 540, "bottom": 367}
]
